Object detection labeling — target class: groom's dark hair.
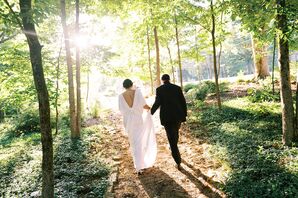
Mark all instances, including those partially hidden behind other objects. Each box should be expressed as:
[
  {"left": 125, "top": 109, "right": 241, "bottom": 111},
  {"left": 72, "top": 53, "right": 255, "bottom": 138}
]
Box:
[
  {"left": 123, "top": 79, "right": 133, "bottom": 89},
  {"left": 161, "top": 74, "right": 170, "bottom": 81}
]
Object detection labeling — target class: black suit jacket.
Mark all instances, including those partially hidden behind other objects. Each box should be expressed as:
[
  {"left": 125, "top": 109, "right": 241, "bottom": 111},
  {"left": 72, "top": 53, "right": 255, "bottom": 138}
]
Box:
[{"left": 151, "top": 82, "right": 187, "bottom": 126}]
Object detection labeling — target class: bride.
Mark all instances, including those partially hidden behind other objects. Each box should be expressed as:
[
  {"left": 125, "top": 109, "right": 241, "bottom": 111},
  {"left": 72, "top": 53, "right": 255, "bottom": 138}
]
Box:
[{"left": 118, "top": 79, "right": 157, "bottom": 174}]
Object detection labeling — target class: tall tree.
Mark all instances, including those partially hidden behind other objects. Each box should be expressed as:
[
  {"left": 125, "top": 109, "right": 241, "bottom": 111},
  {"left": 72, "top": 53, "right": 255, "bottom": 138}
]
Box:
[
  {"left": 153, "top": 26, "right": 161, "bottom": 86},
  {"left": 211, "top": 0, "right": 221, "bottom": 109},
  {"left": 55, "top": 44, "right": 62, "bottom": 135},
  {"left": 276, "top": 0, "right": 294, "bottom": 145},
  {"left": 174, "top": 14, "right": 183, "bottom": 89},
  {"left": 167, "top": 45, "right": 176, "bottom": 84},
  {"left": 184, "top": 0, "right": 222, "bottom": 107},
  {"left": 146, "top": 25, "right": 154, "bottom": 94},
  {"left": 251, "top": 34, "right": 270, "bottom": 79},
  {"left": 3, "top": 0, "right": 54, "bottom": 196},
  {"left": 60, "top": 0, "right": 77, "bottom": 137},
  {"left": 229, "top": 0, "right": 272, "bottom": 79},
  {"left": 75, "top": 0, "right": 81, "bottom": 137}
]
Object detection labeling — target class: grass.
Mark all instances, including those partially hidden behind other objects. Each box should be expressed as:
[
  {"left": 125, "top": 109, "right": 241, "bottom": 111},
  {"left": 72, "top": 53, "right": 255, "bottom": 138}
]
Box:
[
  {"left": 0, "top": 122, "right": 42, "bottom": 197},
  {"left": 0, "top": 119, "right": 110, "bottom": 197},
  {"left": 188, "top": 98, "right": 298, "bottom": 197}
]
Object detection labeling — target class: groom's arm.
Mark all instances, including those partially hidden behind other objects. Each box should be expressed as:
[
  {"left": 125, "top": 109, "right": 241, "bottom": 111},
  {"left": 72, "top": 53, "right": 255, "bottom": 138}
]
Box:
[
  {"left": 179, "top": 88, "right": 187, "bottom": 117},
  {"left": 151, "top": 88, "right": 161, "bottom": 115}
]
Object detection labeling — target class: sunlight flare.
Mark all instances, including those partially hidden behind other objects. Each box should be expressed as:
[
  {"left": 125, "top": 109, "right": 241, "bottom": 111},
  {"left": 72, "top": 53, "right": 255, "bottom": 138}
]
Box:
[{"left": 74, "top": 34, "right": 89, "bottom": 49}]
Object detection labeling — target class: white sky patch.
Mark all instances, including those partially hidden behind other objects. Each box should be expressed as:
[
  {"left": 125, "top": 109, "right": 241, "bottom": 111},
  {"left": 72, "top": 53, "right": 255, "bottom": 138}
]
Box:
[
  {"left": 188, "top": 0, "right": 211, "bottom": 8},
  {"left": 67, "top": 14, "right": 123, "bottom": 50}
]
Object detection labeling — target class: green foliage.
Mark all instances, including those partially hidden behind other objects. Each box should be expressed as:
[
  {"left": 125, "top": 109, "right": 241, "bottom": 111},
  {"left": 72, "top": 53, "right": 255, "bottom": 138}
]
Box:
[
  {"left": 14, "top": 110, "right": 40, "bottom": 136},
  {"left": 183, "top": 83, "right": 197, "bottom": 93},
  {"left": 0, "top": 42, "right": 36, "bottom": 113},
  {"left": 188, "top": 98, "right": 298, "bottom": 197},
  {"left": 0, "top": 120, "right": 110, "bottom": 197},
  {"left": 0, "top": 120, "right": 41, "bottom": 196},
  {"left": 54, "top": 131, "right": 109, "bottom": 197},
  {"left": 6, "top": 109, "right": 57, "bottom": 137},
  {"left": 186, "top": 81, "right": 229, "bottom": 101},
  {"left": 247, "top": 86, "right": 280, "bottom": 103},
  {"left": 90, "top": 101, "right": 101, "bottom": 118},
  {"left": 229, "top": 0, "right": 275, "bottom": 42},
  {"left": 194, "top": 85, "right": 209, "bottom": 101}
]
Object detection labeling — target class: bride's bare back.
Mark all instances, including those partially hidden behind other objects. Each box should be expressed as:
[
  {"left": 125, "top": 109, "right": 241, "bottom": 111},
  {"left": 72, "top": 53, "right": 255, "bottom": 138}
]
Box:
[{"left": 122, "top": 89, "right": 136, "bottom": 107}]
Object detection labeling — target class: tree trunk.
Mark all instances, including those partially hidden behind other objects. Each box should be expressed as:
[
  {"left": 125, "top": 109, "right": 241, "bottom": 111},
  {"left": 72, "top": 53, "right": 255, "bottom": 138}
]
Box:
[
  {"left": 277, "top": 0, "right": 294, "bottom": 146},
  {"left": 166, "top": 45, "right": 176, "bottom": 84},
  {"left": 296, "top": 72, "right": 298, "bottom": 141},
  {"left": 175, "top": 15, "right": 183, "bottom": 89},
  {"left": 208, "top": 54, "right": 213, "bottom": 79},
  {"left": 217, "top": 11, "right": 223, "bottom": 78},
  {"left": 146, "top": 25, "right": 154, "bottom": 94},
  {"left": 19, "top": 0, "right": 53, "bottom": 197},
  {"left": 0, "top": 109, "right": 4, "bottom": 122},
  {"left": 195, "top": 26, "right": 201, "bottom": 81},
  {"left": 55, "top": 45, "right": 62, "bottom": 135},
  {"left": 218, "top": 42, "right": 222, "bottom": 78},
  {"left": 153, "top": 26, "right": 161, "bottom": 86},
  {"left": 272, "top": 36, "right": 276, "bottom": 94},
  {"left": 75, "top": 0, "right": 81, "bottom": 137},
  {"left": 211, "top": 0, "right": 221, "bottom": 109},
  {"left": 251, "top": 34, "right": 270, "bottom": 79},
  {"left": 86, "top": 66, "right": 90, "bottom": 108},
  {"left": 60, "top": 0, "right": 77, "bottom": 137}
]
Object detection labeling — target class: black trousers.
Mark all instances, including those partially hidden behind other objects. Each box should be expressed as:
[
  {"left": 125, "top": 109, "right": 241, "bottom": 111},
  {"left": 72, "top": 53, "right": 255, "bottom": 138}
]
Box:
[{"left": 164, "top": 122, "right": 181, "bottom": 165}]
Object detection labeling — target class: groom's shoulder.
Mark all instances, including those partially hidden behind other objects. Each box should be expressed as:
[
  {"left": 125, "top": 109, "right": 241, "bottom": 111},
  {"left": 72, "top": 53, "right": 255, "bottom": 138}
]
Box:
[
  {"left": 157, "top": 83, "right": 180, "bottom": 92},
  {"left": 169, "top": 83, "right": 181, "bottom": 90}
]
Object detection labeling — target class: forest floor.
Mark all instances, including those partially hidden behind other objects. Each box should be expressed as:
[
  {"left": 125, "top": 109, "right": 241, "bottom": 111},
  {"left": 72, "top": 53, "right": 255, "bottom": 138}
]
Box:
[
  {"left": 94, "top": 82, "right": 298, "bottom": 198},
  {"left": 100, "top": 111, "right": 226, "bottom": 198},
  {"left": 92, "top": 92, "right": 230, "bottom": 198},
  {"left": 1, "top": 81, "right": 297, "bottom": 197}
]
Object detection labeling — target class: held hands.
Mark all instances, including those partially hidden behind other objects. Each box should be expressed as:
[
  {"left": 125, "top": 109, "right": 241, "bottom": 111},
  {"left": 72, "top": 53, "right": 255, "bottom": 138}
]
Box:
[{"left": 144, "top": 104, "right": 151, "bottom": 111}]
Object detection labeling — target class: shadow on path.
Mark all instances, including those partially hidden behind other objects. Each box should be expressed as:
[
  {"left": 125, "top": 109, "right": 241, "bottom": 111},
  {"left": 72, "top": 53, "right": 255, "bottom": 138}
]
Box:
[
  {"left": 139, "top": 167, "right": 191, "bottom": 198},
  {"left": 181, "top": 159, "right": 224, "bottom": 198}
]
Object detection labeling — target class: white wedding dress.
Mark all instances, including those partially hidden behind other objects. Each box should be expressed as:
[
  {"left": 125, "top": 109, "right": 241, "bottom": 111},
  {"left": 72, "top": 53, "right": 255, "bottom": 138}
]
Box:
[{"left": 118, "top": 89, "right": 157, "bottom": 171}]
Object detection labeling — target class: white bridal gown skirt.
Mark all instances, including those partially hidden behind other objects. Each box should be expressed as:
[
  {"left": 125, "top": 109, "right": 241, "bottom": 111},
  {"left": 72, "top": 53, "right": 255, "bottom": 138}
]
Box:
[
  {"left": 119, "top": 89, "right": 157, "bottom": 171},
  {"left": 127, "top": 111, "right": 157, "bottom": 171}
]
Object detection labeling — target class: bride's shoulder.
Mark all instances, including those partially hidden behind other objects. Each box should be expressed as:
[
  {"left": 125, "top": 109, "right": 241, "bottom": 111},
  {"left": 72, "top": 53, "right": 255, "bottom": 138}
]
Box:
[{"left": 119, "top": 91, "right": 125, "bottom": 97}]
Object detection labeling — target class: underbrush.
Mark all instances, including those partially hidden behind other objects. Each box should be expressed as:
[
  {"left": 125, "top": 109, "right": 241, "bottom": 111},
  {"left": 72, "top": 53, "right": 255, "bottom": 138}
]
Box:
[
  {"left": 188, "top": 98, "right": 298, "bottom": 197},
  {"left": 0, "top": 119, "right": 110, "bottom": 197},
  {"left": 247, "top": 86, "right": 280, "bottom": 103},
  {"left": 54, "top": 127, "right": 109, "bottom": 197},
  {"left": 185, "top": 81, "right": 229, "bottom": 101},
  {"left": 2, "top": 109, "right": 58, "bottom": 137}
]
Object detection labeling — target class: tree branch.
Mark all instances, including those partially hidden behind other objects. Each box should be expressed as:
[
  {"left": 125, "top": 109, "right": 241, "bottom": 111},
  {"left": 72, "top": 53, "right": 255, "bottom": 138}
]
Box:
[
  {"left": 181, "top": 14, "right": 210, "bottom": 32},
  {"left": 3, "top": 0, "right": 24, "bottom": 31},
  {"left": 0, "top": 33, "right": 18, "bottom": 44}
]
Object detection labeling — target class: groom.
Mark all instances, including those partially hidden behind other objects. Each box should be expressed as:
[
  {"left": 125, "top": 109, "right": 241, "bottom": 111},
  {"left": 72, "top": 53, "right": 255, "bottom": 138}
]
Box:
[{"left": 151, "top": 74, "right": 187, "bottom": 170}]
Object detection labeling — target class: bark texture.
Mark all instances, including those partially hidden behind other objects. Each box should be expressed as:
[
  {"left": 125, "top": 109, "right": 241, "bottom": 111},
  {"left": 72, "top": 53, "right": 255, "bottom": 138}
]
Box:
[
  {"left": 251, "top": 35, "right": 270, "bottom": 79},
  {"left": 147, "top": 26, "right": 154, "bottom": 94},
  {"left": 19, "top": 0, "right": 54, "bottom": 196},
  {"left": 211, "top": 0, "right": 221, "bottom": 109},
  {"left": 277, "top": 0, "right": 294, "bottom": 145},
  {"left": 167, "top": 45, "right": 176, "bottom": 84},
  {"left": 153, "top": 26, "right": 161, "bottom": 86},
  {"left": 60, "top": 0, "right": 77, "bottom": 137},
  {"left": 75, "top": 0, "right": 81, "bottom": 137},
  {"left": 175, "top": 15, "right": 183, "bottom": 89}
]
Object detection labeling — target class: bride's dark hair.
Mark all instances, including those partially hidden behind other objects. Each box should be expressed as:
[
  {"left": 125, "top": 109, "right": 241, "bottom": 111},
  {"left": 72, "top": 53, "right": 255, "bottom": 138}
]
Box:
[{"left": 123, "top": 79, "right": 133, "bottom": 89}]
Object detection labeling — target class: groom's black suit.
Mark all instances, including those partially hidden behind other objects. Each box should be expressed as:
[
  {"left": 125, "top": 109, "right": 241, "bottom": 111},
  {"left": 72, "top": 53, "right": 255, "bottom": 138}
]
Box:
[{"left": 151, "top": 81, "right": 187, "bottom": 165}]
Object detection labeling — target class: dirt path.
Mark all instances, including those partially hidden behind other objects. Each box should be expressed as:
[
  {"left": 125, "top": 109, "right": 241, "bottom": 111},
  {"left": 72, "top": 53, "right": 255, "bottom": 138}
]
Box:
[{"left": 103, "top": 110, "right": 226, "bottom": 198}]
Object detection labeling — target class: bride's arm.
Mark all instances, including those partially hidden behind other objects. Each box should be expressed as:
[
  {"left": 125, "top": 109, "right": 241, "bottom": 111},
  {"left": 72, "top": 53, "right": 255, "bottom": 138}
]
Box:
[{"left": 143, "top": 104, "right": 151, "bottom": 110}]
